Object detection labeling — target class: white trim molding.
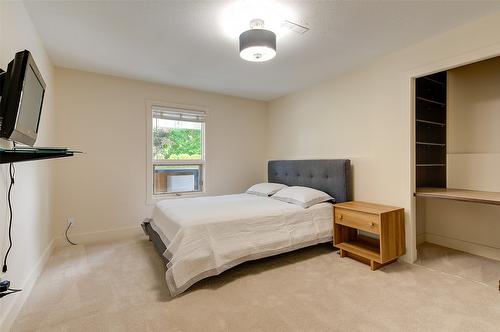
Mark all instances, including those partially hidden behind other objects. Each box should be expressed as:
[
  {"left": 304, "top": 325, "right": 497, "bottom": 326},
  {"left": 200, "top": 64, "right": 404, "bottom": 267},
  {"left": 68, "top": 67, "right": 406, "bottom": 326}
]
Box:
[{"left": 55, "top": 226, "right": 145, "bottom": 247}]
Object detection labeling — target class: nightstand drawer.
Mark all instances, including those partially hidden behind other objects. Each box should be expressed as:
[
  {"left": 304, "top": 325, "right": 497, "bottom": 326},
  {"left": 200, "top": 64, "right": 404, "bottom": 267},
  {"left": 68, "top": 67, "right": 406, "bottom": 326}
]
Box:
[{"left": 334, "top": 208, "right": 380, "bottom": 234}]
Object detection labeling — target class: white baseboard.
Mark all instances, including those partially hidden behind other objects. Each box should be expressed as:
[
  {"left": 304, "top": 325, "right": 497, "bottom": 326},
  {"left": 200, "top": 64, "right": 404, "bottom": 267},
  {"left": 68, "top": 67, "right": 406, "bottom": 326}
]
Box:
[
  {"left": 55, "top": 225, "right": 144, "bottom": 247},
  {"left": 425, "top": 233, "right": 500, "bottom": 261},
  {"left": 0, "top": 237, "right": 55, "bottom": 331}
]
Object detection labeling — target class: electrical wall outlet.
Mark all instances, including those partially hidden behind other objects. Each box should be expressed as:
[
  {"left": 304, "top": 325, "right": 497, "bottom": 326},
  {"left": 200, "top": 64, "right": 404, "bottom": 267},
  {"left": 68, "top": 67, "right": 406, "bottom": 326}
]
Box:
[{"left": 67, "top": 217, "right": 76, "bottom": 225}]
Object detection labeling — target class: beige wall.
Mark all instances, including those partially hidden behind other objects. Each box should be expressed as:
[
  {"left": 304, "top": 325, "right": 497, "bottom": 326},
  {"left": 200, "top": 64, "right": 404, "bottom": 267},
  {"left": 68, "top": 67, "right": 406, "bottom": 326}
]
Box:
[
  {"left": 268, "top": 11, "right": 500, "bottom": 262},
  {"left": 0, "top": 2, "right": 57, "bottom": 329},
  {"left": 53, "top": 68, "right": 268, "bottom": 237},
  {"left": 448, "top": 57, "right": 500, "bottom": 155},
  {"left": 447, "top": 56, "right": 500, "bottom": 191},
  {"left": 420, "top": 57, "right": 500, "bottom": 260}
]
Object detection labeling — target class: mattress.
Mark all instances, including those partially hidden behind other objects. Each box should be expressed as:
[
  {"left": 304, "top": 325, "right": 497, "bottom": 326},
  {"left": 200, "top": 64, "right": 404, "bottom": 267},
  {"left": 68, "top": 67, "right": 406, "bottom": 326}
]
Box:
[{"left": 149, "top": 193, "right": 333, "bottom": 296}]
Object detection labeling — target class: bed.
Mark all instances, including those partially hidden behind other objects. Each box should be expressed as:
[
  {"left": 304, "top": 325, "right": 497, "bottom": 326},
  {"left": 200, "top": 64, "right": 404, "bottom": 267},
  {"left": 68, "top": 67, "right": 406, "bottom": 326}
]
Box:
[{"left": 142, "top": 159, "right": 352, "bottom": 296}]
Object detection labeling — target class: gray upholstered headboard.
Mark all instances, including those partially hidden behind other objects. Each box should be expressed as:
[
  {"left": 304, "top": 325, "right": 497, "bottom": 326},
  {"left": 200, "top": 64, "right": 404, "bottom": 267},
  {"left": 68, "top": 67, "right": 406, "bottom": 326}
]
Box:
[{"left": 268, "top": 159, "right": 352, "bottom": 203}]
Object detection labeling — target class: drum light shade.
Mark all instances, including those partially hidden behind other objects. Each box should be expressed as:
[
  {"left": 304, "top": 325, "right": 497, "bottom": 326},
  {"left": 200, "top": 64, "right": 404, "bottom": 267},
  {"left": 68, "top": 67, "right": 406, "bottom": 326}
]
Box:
[{"left": 239, "top": 28, "right": 276, "bottom": 62}]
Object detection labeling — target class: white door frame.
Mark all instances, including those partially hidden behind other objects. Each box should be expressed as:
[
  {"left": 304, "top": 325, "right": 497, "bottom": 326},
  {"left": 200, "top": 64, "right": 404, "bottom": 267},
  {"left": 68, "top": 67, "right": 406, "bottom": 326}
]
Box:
[{"left": 406, "top": 42, "right": 500, "bottom": 263}]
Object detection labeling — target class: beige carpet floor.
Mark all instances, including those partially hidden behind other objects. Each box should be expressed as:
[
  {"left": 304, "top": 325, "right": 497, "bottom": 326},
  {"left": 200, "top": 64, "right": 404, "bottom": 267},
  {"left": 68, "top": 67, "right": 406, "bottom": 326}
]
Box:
[{"left": 11, "top": 234, "right": 500, "bottom": 331}]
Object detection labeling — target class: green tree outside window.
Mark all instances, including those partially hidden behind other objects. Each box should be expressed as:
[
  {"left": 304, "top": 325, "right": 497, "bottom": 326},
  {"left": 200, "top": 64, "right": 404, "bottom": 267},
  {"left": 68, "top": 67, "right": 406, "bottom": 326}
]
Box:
[{"left": 153, "top": 127, "right": 202, "bottom": 160}]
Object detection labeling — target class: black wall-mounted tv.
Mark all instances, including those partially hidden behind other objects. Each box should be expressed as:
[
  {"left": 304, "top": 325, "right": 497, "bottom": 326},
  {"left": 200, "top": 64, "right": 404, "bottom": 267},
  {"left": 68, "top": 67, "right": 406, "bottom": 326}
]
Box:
[{"left": 0, "top": 50, "right": 46, "bottom": 147}]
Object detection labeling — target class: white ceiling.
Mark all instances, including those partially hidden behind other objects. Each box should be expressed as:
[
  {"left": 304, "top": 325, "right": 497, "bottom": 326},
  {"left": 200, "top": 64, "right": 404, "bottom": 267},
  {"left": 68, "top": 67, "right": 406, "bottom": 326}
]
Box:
[{"left": 24, "top": 1, "right": 500, "bottom": 101}]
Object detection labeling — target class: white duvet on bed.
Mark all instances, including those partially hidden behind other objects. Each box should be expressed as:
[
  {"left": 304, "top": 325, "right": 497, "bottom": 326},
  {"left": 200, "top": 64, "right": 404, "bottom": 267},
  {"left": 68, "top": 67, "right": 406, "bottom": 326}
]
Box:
[{"left": 150, "top": 193, "right": 333, "bottom": 296}]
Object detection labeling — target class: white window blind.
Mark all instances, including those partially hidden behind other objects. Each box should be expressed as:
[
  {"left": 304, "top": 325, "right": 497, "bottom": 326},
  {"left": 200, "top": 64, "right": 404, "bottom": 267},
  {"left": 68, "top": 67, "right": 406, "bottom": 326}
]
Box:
[{"left": 152, "top": 106, "right": 206, "bottom": 123}]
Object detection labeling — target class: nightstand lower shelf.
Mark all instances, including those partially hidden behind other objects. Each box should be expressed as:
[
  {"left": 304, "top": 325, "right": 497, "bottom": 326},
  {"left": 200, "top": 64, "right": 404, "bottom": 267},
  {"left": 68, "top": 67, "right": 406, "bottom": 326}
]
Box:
[
  {"left": 335, "top": 236, "right": 380, "bottom": 262},
  {"left": 336, "top": 236, "right": 397, "bottom": 270},
  {"left": 333, "top": 201, "right": 405, "bottom": 270}
]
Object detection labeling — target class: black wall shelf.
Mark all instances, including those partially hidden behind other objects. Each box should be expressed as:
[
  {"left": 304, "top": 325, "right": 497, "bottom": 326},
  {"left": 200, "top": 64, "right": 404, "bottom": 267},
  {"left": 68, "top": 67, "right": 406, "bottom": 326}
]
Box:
[
  {"left": 415, "top": 71, "right": 447, "bottom": 188},
  {"left": 416, "top": 142, "right": 446, "bottom": 146},
  {"left": 416, "top": 164, "right": 446, "bottom": 167},
  {"left": 416, "top": 119, "right": 446, "bottom": 126},
  {"left": 0, "top": 148, "right": 80, "bottom": 164},
  {"left": 421, "top": 76, "right": 445, "bottom": 86},
  {"left": 416, "top": 97, "right": 446, "bottom": 106}
]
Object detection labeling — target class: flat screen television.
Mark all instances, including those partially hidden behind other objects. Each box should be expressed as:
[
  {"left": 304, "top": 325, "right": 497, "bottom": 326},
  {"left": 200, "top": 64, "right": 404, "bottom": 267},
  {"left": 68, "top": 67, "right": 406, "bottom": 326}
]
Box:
[{"left": 0, "top": 50, "right": 46, "bottom": 147}]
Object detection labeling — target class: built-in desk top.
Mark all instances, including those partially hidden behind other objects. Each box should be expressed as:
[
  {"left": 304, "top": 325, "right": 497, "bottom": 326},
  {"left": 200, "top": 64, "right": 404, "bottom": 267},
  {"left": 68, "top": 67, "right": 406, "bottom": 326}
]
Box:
[{"left": 415, "top": 187, "right": 500, "bottom": 206}]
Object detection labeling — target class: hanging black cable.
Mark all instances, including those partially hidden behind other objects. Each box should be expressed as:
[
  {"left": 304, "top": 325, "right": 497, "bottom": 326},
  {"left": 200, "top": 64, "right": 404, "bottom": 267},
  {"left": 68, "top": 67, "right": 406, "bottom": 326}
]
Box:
[
  {"left": 65, "top": 222, "right": 77, "bottom": 246},
  {"left": 2, "top": 161, "right": 15, "bottom": 273}
]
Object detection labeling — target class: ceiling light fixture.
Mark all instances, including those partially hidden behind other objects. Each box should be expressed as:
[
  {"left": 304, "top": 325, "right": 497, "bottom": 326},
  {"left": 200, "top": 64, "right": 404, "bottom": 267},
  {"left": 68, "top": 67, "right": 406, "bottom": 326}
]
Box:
[{"left": 239, "top": 19, "right": 276, "bottom": 62}]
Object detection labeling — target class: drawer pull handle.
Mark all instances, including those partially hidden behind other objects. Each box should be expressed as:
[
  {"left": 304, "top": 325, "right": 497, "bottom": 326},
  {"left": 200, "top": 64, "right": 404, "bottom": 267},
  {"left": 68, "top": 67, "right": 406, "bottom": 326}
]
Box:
[
  {"left": 370, "top": 222, "right": 375, "bottom": 227},
  {"left": 339, "top": 214, "right": 343, "bottom": 220}
]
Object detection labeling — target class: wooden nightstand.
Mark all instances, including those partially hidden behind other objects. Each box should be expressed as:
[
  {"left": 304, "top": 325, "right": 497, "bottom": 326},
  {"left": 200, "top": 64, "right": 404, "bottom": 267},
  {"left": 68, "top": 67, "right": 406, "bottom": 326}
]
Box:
[{"left": 333, "top": 201, "right": 405, "bottom": 270}]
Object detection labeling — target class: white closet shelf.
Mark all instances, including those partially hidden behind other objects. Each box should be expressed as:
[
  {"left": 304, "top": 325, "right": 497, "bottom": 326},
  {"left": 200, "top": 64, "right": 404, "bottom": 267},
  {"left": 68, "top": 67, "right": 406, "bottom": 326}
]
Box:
[{"left": 415, "top": 187, "right": 500, "bottom": 205}]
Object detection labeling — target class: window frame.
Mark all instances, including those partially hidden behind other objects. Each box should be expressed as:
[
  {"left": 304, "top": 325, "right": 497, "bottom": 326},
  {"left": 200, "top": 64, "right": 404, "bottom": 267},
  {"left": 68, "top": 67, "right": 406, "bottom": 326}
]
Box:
[{"left": 146, "top": 100, "right": 207, "bottom": 204}]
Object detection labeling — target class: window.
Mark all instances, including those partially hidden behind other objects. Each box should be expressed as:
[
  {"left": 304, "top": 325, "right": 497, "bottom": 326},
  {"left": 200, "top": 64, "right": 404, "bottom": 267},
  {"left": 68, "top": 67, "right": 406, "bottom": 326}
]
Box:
[{"left": 149, "top": 105, "right": 206, "bottom": 197}]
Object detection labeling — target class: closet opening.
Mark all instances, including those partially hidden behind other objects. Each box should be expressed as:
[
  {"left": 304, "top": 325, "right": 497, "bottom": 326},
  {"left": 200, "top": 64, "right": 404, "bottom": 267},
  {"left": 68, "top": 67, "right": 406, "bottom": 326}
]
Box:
[{"left": 413, "top": 56, "right": 500, "bottom": 290}]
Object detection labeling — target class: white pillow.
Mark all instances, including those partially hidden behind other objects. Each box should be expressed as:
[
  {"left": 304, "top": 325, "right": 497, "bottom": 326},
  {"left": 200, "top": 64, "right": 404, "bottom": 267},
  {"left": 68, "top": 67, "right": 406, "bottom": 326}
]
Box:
[
  {"left": 246, "top": 183, "right": 288, "bottom": 197},
  {"left": 271, "top": 186, "right": 334, "bottom": 208}
]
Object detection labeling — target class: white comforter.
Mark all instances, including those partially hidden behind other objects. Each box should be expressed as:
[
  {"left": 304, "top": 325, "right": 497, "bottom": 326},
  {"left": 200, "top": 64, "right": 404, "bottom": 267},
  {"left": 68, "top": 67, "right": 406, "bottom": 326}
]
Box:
[{"left": 150, "top": 193, "right": 333, "bottom": 296}]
